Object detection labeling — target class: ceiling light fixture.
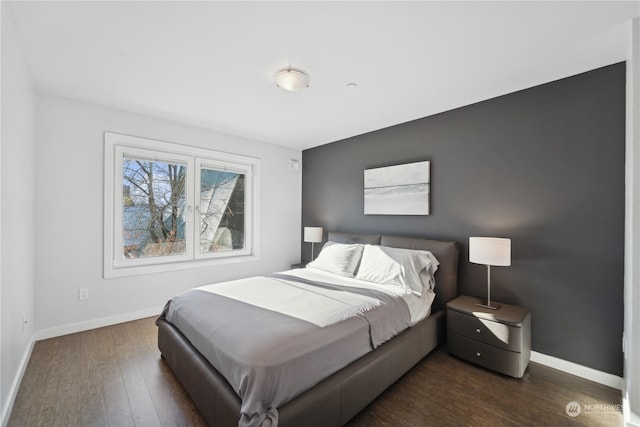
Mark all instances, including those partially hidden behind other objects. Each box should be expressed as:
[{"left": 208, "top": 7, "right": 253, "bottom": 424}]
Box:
[{"left": 276, "top": 67, "right": 310, "bottom": 92}]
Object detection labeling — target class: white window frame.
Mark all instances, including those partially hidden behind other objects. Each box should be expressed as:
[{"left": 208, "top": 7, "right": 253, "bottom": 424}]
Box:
[
  {"left": 114, "top": 146, "right": 195, "bottom": 268},
  {"left": 104, "top": 132, "right": 260, "bottom": 278},
  {"left": 195, "top": 157, "right": 253, "bottom": 260}
]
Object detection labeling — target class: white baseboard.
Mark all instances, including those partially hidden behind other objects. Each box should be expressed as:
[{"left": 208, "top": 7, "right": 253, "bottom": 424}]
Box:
[
  {"left": 1, "top": 338, "right": 35, "bottom": 427},
  {"left": 623, "top": 394, "right": 640, "bottom": 427},
  {"left": 531, "top": 351, "right": 623, "bottom": 390},
  {"left": 34, "top": 306, "right": 163, "bottom": 341}
]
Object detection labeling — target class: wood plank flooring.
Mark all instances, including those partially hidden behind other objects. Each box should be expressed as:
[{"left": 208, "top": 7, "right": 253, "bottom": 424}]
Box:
[{"left": 8, "top": 317, "right": 623, "bottom": 426}]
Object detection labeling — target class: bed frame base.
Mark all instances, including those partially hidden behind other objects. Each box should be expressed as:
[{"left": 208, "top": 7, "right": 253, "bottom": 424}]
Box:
[{"left": 158, "top": 311, "right": 445, "bottom": 427}]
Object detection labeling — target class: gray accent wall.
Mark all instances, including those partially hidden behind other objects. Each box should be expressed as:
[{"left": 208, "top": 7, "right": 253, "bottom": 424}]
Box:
[{"left": 301, "top": 63, "right": 625, "bottom": 376}]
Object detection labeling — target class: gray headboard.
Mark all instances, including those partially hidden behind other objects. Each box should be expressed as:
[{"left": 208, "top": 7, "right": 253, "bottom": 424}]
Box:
[{"left": 327, "top": 231, "right": 460, "bottom": 312}]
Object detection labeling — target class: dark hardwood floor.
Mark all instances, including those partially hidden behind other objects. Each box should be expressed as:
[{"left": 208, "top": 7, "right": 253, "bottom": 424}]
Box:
[{"left": 8, "top": 317, "right": 623, "bottom": 426}]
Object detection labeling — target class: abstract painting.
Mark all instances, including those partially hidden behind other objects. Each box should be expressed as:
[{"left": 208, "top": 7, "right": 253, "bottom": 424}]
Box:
[{"left": 364, "top": 161, "right": 430, "bottom": 215}]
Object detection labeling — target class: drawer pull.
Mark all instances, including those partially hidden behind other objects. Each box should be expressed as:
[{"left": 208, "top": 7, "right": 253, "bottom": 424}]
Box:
[
  {"left": 476, "top": 352, "right": 481, "bottom": 357},
  {"left": 476, "top": 328, "right": 481, "bottom": 334}
]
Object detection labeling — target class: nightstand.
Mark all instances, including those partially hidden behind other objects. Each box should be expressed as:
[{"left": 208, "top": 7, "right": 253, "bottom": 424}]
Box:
[
  {"left": 447, "top": 295, "right": 531, "bottom": 378},
  {"left": 290, "top": 262, "right": 306, "bottom": 269}
]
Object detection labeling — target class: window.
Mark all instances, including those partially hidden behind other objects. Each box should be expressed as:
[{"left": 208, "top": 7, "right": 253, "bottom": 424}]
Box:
[{"left": 105, "top": 132, "right": 259, "bottom": 278}]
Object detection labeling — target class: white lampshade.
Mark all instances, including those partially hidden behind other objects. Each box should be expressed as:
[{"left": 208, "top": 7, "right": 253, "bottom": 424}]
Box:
[
  {"left": 276, "top": 68, "right": 310, "bottom": 92},
  {"left": 469, "top": 237, "right": 511, "bottom": 266},
  {"left": 304, "top": 227, "right": 323, "bottom": 243}
]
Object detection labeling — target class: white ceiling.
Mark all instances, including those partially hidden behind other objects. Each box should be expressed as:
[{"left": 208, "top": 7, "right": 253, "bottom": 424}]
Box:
[{"left": 5, "top": 1, "right": 639, "bottom": 150}]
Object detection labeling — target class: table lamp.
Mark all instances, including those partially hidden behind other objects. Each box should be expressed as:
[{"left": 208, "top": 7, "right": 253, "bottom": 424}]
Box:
[
  {"left": 304, "top": 227, "right": 323, "bottom": 261},
  {"left": 469, "top": 237, "right": 511, "bottom": 310}
]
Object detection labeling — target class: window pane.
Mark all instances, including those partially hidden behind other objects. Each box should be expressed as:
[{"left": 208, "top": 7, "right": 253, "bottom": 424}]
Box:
[
  {"left": 122, "top": 158, "right": 187, "bottom": 258},
  {"left": 200, "top": 168, "right": 245, "bottom": 253}
]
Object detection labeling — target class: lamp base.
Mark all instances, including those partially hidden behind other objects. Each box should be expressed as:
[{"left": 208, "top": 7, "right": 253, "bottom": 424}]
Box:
[{"left": 476, "top": 302, "right": 501, "bottom": 310}]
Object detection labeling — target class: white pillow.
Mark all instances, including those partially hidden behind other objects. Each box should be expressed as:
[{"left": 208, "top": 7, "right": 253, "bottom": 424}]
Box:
[
  {"left": 306, "top": 242, "right": 364, "bottom": 277},
  {"left": 419, "top": 252, "right": 440, "bottom": 292},
  {"left": 355, "top": 245, "right": 439, "bottom": 294}
]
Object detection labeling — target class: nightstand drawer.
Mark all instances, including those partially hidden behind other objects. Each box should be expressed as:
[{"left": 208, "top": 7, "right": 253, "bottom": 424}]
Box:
[
  {"left": 448, "top": 309, "right": 522, "bottom": 352},
  {"left": 448, "top": 333, "right": 526, "bottom": 378}
]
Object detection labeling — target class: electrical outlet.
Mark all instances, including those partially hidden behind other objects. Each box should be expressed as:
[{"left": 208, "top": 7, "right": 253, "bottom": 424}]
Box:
[{"left": 78, "top": 287, "right": 89, "bottom": 301}]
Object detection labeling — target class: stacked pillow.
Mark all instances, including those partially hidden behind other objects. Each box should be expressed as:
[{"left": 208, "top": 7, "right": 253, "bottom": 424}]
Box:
[
  {"left": 306, "top": 242, "right": 439, "bottom": 295},
  {"left": 306, "top": 242, "right": 363, "bottom": 277}
]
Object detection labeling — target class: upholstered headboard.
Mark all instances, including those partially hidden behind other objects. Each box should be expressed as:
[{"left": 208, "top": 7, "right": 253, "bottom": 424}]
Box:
[
  {"left": 327, "top": 231, "right": 460, "bottom": 313},
  {"left": 326, "top": 232, "right": 381, "bottom": 245}
]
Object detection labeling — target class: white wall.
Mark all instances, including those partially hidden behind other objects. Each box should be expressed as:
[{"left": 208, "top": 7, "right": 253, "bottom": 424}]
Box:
[
  {"left": 0, "top": 5, "right": 37, "bottom": 424},
  {"left": 34, "top": 93, "right": 301, "bottom": 336},
  {"left": 624, "top": 16, "right": 640, "bottom": 427}
]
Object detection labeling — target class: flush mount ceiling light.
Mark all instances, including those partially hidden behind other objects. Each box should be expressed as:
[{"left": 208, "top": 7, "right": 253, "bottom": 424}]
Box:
[{"left": 275, "top": 67, "right": 310, "bottom": 92}]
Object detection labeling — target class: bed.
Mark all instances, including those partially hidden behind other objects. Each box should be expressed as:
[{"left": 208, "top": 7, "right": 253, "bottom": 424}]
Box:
[{"left": 157, "top": 232, "right": 459, "bottom": 427}]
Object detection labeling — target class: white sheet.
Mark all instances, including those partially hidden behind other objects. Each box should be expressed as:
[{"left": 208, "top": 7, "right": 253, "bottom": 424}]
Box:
[
  {"left": 196, "top": 271, "right": 382, "bottom": 327},
  {"left": 194, "top": 267, "right": 434, "bottom": 328},
  {"left": 297, "top": 267, "right": 435, "bottom": 325}
]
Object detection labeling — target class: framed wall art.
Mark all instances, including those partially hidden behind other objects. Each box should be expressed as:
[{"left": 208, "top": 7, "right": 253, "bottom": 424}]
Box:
[{"left": 364, "top": 161, "right": 430, "bottom": 215}]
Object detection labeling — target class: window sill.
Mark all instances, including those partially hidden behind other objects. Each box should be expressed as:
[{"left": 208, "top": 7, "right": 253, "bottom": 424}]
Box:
[{"left": 104, "top": 253, "right": 260, "bottom": 279}]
